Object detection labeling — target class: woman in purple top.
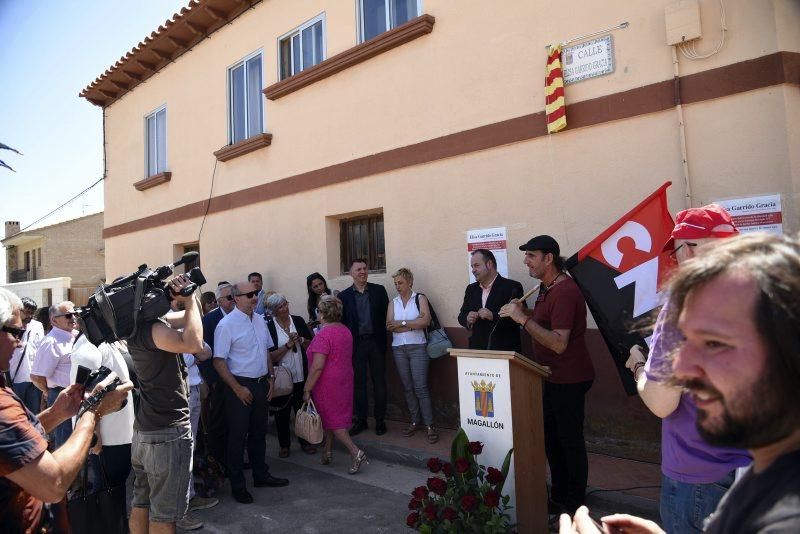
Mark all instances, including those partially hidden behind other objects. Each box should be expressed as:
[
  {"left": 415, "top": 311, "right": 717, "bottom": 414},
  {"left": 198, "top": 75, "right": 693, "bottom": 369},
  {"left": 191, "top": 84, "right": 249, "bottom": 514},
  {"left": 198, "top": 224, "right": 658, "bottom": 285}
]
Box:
[
  {"left": 303, "top": 295, "right": 368, "bottom": 474},
  {"left": 626, "top": 205, "right": 750, "bottom": 533}
]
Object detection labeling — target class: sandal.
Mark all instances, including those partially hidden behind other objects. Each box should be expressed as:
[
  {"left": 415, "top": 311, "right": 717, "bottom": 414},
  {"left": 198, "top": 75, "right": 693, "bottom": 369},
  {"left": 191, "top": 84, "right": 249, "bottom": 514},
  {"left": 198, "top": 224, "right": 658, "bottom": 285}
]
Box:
[
  {"left": 402, "top": 423, "right": 419, "bottom": 437},
  {"left": 279, "top": 448, "right": 290, "bottom": 458},
  {"left": 349, "top": 449, "right": 369, "bottom": 474},
  {"left": 426, "top": 426, "right": 439, "bottom": 444},
  {"left": 321, "top": 451, "right": 332, "bottom": 465}
]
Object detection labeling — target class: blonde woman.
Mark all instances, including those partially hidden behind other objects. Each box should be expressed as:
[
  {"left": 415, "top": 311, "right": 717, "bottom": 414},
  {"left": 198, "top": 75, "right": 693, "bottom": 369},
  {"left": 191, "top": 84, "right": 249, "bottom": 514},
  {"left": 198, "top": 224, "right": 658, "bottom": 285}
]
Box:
[
  {"left": 386, "top": 268, "right": 438, "bottom": 443},
  {"left": 303, "top": 295, "right": 368, "bottom": 474}
]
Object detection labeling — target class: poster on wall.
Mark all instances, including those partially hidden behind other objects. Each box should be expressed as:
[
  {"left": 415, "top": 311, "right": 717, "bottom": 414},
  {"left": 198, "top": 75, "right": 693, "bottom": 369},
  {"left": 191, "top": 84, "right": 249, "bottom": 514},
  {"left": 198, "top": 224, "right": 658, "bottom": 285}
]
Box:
[
  {"left": 457, "top": 356, "right": 516, "bottom": 521},
  {"left": 466, "top": 227, "right": 508, "bottom": 282},
  {"left": 712, "top": 194, "right": 783, "bottom": 235}
]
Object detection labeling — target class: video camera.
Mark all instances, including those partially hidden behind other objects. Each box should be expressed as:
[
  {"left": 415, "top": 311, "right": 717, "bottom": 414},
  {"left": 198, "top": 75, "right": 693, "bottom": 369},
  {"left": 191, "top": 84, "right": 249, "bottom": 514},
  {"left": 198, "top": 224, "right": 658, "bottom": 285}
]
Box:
[{"left": 77, "top": 251, "right": 206, "bottom": 345}]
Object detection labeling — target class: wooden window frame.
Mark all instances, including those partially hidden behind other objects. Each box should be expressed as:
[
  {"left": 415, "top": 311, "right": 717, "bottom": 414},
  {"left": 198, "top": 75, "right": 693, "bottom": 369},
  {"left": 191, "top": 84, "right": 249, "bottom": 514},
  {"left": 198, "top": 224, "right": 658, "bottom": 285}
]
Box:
[{"left": 339, "top": 213, "right": 386, "bottom": 274}]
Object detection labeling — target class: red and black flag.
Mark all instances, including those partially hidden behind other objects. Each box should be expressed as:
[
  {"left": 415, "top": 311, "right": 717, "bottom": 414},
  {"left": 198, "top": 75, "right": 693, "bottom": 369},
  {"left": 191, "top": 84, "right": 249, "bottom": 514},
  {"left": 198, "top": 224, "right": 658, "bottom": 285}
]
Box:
[{"left": 565, "top": 182, "right": 676, "bottom": 394}]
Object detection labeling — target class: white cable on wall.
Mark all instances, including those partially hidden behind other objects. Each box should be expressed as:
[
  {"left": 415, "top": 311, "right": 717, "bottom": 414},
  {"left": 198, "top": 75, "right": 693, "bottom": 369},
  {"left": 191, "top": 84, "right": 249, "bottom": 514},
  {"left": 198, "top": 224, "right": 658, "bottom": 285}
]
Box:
[{"left": 679, "top": 0, "right": 726, "bottom": 60}]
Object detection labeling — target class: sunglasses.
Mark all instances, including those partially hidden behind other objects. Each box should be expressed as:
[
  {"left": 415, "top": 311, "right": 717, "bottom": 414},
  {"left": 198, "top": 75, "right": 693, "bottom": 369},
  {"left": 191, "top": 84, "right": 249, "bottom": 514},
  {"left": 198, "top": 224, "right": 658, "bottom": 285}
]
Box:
[
  {"left": 222, "top": 295, "right": 235, "bottom": 302},
  {"left": 2, "top": 325, "right": 25, "bottom": 340},
  {"left": 669, "top": 242, "right": 698, "bottom": 258},
  {"left": 55, "top": 312, "right": 77, "bottom": 320},
  {"left": 236, "top": 291, "right": 259, "bottom": 299}
]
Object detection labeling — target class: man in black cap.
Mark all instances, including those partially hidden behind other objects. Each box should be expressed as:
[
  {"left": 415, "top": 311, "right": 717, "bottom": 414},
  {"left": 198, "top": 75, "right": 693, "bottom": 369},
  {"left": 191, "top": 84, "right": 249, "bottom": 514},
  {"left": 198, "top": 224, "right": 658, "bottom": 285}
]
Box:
[
  {"left": 458, "top": 249, "right": 525, "bottom": 352},
  {"left": 500, "top": 235, "right": 594, "bottom": 517}
]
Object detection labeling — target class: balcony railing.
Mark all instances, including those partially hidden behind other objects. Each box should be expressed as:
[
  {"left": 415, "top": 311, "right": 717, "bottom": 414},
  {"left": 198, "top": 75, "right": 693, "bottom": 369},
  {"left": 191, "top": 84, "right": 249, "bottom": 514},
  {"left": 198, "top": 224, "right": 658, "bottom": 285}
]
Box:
[{"left": 9, "top": 268, "right": 36, "bottom": 283}]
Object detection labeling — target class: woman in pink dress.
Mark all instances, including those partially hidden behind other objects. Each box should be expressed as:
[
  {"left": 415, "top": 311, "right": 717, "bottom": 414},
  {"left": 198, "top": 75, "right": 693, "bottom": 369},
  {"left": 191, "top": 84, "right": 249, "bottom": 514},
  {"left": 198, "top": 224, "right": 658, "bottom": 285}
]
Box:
[{"left": 303, "top": 295, "right": 368, "bottom": 474}]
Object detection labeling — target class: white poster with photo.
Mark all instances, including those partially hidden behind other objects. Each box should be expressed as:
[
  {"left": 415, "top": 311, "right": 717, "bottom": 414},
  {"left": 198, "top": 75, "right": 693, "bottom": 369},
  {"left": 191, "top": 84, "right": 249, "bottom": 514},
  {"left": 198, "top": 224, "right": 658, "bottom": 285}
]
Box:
[
  {"left": 457, "top": 357, "right": 516, "bottom": 521},
  {"left": 466, "top": 227, "right": 508, "bottom": 282},
  {"left": 713, "top": 194, "right": 783, "bottom": 235}
]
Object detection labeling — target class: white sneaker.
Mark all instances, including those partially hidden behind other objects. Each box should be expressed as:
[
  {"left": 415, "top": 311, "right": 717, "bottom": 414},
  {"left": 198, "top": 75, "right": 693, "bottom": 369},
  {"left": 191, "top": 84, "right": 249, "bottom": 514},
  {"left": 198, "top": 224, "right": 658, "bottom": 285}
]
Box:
[
  {"left": 177, "top": 512, "right": 203, "bottom": 531},
  {"left": 189, "top": 495, "right": 219, "bottom": 511}
]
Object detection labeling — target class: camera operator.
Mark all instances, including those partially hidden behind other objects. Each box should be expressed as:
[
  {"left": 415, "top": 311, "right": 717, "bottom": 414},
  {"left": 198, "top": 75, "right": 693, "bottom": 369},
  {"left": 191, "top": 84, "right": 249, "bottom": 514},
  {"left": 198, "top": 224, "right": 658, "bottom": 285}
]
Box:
[
  {"left": 127, "top": 274, "right": 207, "bottom": 534},
  {"left": 0, "top": 287, "right": 131, "bottom": 533}
]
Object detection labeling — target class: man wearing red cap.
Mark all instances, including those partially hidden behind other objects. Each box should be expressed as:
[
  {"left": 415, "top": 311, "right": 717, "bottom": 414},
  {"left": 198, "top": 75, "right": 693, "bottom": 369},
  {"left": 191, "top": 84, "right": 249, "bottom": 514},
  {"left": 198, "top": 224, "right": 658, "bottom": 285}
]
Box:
[{"left": 625, "top": 204, "right": 750, "bottom": 533}]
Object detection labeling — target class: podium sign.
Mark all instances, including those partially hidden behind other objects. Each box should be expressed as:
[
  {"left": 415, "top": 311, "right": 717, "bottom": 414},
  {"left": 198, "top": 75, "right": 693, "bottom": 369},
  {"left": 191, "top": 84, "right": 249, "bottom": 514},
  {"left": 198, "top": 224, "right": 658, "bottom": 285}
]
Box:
[
  {"left": 457, "top": 356, "right": 517, "bottom": 518},
  {"left": 451, "top": 348, "right": 550, "bottom": 533}
]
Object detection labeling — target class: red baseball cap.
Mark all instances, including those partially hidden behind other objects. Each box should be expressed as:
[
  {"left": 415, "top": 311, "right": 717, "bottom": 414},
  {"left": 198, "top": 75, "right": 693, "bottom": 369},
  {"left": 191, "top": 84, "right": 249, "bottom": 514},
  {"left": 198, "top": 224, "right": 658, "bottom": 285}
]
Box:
[{"left": 662, "top": 204, "right": 739, "bottom": 251}]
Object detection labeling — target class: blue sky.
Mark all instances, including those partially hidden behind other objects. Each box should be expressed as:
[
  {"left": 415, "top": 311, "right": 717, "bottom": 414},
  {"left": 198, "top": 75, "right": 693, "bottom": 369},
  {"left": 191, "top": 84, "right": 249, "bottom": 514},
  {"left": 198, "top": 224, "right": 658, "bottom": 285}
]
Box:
[{"left": 0, "top": 0, "right": 188, "bottom": 279}]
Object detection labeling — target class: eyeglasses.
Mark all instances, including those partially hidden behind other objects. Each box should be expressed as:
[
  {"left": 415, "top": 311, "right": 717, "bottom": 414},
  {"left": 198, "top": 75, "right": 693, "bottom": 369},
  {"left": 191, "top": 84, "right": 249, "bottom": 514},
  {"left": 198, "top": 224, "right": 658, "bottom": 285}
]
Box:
[
  {"left": 222, "top": 295, "right": 235, "bottom": 302},
  {"left": 236, "top": 291, "right": 259, "bottom": 299},
  {"left": 2, "top": 325, "right": 25, "bottom": 340},
  {"left": 669, "top": 242, "right": 698, "bottom": 259},
  {"left": 54, "top": 312, "right": 76, "bottom": 320}
]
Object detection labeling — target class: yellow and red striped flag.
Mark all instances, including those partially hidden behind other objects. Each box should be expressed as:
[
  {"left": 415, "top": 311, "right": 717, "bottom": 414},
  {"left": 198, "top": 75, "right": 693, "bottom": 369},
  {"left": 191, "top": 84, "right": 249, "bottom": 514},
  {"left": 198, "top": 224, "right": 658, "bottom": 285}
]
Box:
[{"left": 545, "top": 45, "right": 567, "bottom": 134}]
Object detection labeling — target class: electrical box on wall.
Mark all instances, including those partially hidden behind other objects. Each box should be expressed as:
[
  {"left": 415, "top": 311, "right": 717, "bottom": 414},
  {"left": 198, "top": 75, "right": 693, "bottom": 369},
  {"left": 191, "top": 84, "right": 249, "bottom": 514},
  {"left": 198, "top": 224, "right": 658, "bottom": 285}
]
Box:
[{"left": 665, "top": 0, "right": 702, "bottom": 45}]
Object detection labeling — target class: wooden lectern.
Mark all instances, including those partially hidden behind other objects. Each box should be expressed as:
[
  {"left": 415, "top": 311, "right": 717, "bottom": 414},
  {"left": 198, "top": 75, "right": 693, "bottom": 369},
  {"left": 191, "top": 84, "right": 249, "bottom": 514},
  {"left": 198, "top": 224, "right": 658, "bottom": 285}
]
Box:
[{"left": 449, "top": 348, "right": 550, "bottom": 534}]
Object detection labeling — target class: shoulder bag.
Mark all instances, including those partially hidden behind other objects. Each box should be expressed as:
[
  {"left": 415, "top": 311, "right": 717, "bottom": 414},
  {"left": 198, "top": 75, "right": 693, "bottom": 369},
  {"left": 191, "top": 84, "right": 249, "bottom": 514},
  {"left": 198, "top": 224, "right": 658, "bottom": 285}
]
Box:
[
  {"left": 294, "top": 398, "right": 324, "bottom": 444},
  {"left": 415, "top": 293, "right": 453, "bottom": 359},
  {"left": 68, "top": 455, "right": 128, "bottom": 534}
]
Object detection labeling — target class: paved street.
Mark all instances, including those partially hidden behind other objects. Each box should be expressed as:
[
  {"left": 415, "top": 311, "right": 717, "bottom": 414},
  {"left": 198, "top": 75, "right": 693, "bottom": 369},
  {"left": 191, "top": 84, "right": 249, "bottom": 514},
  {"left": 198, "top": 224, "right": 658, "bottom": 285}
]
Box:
[{"left": 184, "top": 435, "right": 423, "bottom": 533}]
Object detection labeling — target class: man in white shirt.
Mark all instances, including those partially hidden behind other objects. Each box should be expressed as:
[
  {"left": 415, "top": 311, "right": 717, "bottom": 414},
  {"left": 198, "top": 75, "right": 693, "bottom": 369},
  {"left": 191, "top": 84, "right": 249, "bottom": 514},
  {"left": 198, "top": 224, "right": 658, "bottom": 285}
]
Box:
[
  {"left": 31, "top": 301, "right": 78, "bottom": 448},
  {"left": 8, "top": 298, "right": 45, "bottom": 412},
  {"left": 213, "top": 281, "right": 288, "bottom": 504}
]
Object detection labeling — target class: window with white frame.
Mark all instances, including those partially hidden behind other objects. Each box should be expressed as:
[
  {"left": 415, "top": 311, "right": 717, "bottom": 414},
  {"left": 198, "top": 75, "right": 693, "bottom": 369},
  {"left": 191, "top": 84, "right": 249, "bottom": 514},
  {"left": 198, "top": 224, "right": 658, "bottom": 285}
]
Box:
[
  {"left": 279, "top": 15, "right": 325, "bottom": 80},
  {"left": 358, "top": 0, "right": 420, "bottom": 42},
  {"left": 145, "top": 106, "right": 167, "bottom": 177},
  {"left": 228, "top": 52, "right": 263, "bottom": 144}
]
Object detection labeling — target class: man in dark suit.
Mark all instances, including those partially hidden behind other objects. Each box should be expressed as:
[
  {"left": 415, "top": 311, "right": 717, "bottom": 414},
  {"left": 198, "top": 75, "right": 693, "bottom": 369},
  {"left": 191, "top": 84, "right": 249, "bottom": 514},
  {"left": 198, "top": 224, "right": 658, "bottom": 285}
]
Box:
[
  {"left": 339, "top": 258, "right": 390, "bottom": 436},
  {"left": 199, "top": 283, "right": 236, "bottom": 469},
  {"left": 458, "top": 249, "right": 524, "bottom": 352}
]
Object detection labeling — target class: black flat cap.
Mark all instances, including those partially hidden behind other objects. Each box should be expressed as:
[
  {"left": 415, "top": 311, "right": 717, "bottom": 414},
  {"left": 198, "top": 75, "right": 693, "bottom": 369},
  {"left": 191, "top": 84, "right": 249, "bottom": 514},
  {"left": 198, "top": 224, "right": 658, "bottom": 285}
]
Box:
[{"left": 519, "top": 235, "right": 560, "bottom": 255}]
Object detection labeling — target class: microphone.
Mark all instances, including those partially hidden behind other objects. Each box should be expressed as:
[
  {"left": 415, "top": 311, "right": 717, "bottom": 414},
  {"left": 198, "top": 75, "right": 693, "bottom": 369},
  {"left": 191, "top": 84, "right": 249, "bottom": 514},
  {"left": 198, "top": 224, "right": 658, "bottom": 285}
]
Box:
[
  {"left": 486, "top": 284, "right": 540, "bottom": 350},
  {"left": 172, "top": 251, "right": 199, "bottom": 269}
]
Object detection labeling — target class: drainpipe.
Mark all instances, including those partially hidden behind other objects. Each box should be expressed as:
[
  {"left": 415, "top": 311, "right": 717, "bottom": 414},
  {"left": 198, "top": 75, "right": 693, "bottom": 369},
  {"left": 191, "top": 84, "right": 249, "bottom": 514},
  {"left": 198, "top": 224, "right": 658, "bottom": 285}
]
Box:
[{"left": 672, "top": 46, "right": 693, "bottom": 208}]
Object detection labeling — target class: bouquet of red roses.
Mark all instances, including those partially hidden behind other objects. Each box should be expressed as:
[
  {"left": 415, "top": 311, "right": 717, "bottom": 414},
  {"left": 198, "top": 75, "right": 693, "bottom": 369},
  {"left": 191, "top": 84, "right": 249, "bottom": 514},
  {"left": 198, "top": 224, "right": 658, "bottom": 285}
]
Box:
[{"left": 406, "top": 428, "right": 514, "bottom": 533}]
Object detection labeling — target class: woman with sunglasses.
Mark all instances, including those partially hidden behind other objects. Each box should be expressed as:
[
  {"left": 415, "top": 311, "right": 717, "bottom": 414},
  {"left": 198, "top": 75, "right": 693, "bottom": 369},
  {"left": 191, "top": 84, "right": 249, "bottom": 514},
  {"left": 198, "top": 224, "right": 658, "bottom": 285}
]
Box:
[
  {"left": 305, "top": 273, "right": 338, "bottom": 332},
  {"left": 264, "top": 293, "right": 315, "bottom": 458}
]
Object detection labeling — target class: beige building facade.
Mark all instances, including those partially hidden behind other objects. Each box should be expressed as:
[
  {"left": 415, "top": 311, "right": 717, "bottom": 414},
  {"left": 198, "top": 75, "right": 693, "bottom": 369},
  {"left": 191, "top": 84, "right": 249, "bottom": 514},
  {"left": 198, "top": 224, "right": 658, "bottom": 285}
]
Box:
[
  {"left": 2, "top": 212, "right": 105, "bottom": 305},
  {"left": 82, "top": 0, "right": 799, "bottom": 452}
]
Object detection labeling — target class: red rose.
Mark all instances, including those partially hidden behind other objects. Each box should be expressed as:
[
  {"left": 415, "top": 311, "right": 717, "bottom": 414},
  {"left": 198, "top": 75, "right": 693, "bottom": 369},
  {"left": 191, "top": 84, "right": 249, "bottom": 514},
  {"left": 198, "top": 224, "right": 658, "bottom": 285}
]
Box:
[
  {"left": 406, "top": 512, "right": 420, "bottom": 527},
  {"left": 408, "top": 498, "right": 422, "bottom": 510},
  {"left": 427, "top": 477, "right": 447, "bottom": 496},
  {"left": 483, "top": 489, "right": 500, "bottom": 508},
  {"left": 427, "top": 457, "right": 443, "bottom": 473},
  {"left": 424, "top": 503, "right": 438, "bottom": 521},
  {"left": 441, "top": 507, "right": 458, "bottom": 521},
  {"left": 442, "top": 462, "right": 454, "bottom": 477},
  {"left": 468, "top": 441, "right": 484, "bottom": 454},
  {"left": 486, "top": 467, "right": 504, "bottom": 485},
  {"left": 460, "top": 494, "right": 479, "bottom": 512},
  {"left": 412, "top": 486, "right": 428, "bottom": 500},
  {"left": 455, "top": 457, "right": 470, "bottom": 474}
]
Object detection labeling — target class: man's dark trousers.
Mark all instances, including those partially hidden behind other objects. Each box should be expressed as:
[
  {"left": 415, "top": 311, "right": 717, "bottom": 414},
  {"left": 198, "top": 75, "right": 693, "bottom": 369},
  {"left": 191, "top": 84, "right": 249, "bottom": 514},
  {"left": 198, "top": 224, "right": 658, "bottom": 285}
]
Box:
[
  {"left": 543, "top": 380, "right": 593, "bottom": 514},
  {"left": 205, "top": 382, "right": 227, "bottom": 467},
  {"left": 353, "top": 334, "right": 387, "bottom": 423},
  {"left": 224, "top": 377, "right": 270, "bottom": 491}
]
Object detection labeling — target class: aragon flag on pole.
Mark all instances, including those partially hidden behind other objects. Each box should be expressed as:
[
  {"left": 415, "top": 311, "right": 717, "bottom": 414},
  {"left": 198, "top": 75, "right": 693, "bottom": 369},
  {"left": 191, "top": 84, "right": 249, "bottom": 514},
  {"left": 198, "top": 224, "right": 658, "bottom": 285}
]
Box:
[
  {"left": 545, "top": 45, "right": 567, "bottom": 134},
  {"left": 565, "top": 182, "right": 677, "bottom": 395}
]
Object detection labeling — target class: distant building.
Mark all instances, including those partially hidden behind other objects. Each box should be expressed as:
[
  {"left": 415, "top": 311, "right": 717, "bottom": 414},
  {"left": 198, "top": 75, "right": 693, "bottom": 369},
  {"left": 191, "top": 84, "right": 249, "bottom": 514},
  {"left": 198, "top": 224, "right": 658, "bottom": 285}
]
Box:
[{"left": 2, "top": 213, "right": 104, "bottom": 305}]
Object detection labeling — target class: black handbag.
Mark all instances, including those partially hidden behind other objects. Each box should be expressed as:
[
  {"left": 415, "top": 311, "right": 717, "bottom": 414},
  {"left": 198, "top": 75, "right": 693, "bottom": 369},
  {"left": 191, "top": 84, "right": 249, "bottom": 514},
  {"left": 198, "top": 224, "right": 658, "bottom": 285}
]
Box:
[{"left": 68, "top": 455, "right": 128, "bottom": 534}]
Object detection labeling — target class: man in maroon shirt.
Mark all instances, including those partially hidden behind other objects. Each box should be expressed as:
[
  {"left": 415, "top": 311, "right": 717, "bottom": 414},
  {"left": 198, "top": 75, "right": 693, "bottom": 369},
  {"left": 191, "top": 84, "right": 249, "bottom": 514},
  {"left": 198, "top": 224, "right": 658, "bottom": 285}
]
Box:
[
  {"left": 0, "top": 287, "right": 131, "bottom": 533},
  {"left": 500, "top": 235, "right": 595, "bottom": 517}
]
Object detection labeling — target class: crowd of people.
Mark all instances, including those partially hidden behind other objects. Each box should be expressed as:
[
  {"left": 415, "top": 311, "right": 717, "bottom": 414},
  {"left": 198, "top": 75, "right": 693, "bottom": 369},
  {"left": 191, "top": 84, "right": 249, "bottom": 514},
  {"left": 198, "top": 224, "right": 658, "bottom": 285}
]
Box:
[{"left": 1, "top": 207, "right": 799, "bottom": 533}]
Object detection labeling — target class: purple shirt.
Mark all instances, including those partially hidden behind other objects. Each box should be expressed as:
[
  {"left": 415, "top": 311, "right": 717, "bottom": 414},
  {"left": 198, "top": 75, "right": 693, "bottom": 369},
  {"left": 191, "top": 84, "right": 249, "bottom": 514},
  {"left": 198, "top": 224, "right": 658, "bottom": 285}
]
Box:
[{"left": 644, "top": 300, "right": 751, "bottom": 484}]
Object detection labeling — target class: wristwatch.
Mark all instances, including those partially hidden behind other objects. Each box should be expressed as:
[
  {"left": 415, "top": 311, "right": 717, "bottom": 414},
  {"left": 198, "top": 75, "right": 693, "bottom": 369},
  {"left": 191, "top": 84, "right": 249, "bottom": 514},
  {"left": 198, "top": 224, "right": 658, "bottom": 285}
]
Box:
[{"left": 401, "top": 320, "right": 407, "bottom": 327}]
